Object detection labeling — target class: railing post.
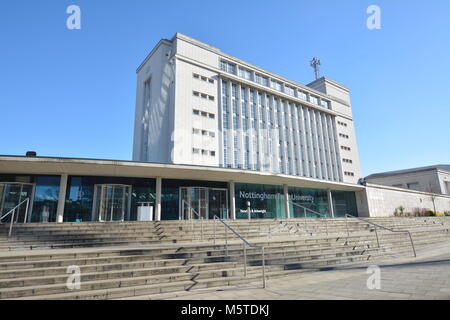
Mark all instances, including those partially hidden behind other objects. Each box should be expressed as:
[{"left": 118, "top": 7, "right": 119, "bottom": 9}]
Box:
[
  {"left": 8, "top": 208, "right": 16, "bottom": 237},
  {"left": 374, "top": 226, "right": 380, "bottom": 248},
  {"left": 408, "top": 232, "right": 417, "bottom": 257},
  {"left": 24, "top": 198, "right": 29, "bottom": 223},
  {"left": 325, "top": 217, "right": 328, "bottom": 236},
  {"left": 225, "top": 227, "right": 228, "bottom": 257},
  {"left": 201, "top": 217, "right": 203, "bottom": 241},
  {"left": 304, "top": 208, "right": 307, "bottom": 231},
  {"left": 243, "top": 242, "right": 247, "bottom": 277},
  {"left": 346, "top": 215, "right": 349, "bottom": 237},
  {"left": 261, "top": 246, "right": 266, "bottom": 289},
  {"left": 213, "top": 217, "right": 216, "bottom": 244}
]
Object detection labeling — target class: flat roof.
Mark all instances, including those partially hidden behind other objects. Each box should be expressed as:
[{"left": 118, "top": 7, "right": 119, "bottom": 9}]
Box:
[
  {"left": 0, "top": 155, "right": 364, "bottom": 192},
  {"left": 366, "top": 164, "right": 450, "bottom": 179}
]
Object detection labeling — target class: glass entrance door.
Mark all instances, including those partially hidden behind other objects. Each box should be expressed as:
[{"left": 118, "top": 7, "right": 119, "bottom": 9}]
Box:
[
  {"left": 0, "top": 183, "right": 35, "bottom": 223},
  {"left": 208, "top": 188, "right": 228, "bottom": 219},
  {"left": 92, "top": 184, "right": 132, "bottom": 222},
  {"left": 179, "top": 187, "right": 228, "bottom": 220}
]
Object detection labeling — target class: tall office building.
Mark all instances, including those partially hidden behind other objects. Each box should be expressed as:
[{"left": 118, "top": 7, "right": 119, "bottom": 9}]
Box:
[{"left": 133, "top": 33, "right": 361, "bottom": 185}]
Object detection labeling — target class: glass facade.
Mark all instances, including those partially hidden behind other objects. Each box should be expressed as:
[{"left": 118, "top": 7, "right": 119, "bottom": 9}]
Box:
[
  {"left": 64, "top": 176, "right": 155, "bottom": 222},
  {"left": 235, "top": 183, "right": 286, "bottom": 219},
  {"left": 0, "top": 173, "right": 359, "bottom": 223},
  {"left": 161, "top": 180, "right": 228, "bottom": 220},
  {"left": 235, "top": 182, "right": 358, "bottom": 219},
  {"left": 0, "top": 174, "right": 60, "bottom": 223},
  {"left": 331, "top": 190, "right": 358, "bottom": 217}
]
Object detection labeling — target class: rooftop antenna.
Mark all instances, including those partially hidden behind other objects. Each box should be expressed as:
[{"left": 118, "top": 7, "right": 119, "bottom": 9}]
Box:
[{"left": 310, "top": 57, "right": 321, "bottom": 80}]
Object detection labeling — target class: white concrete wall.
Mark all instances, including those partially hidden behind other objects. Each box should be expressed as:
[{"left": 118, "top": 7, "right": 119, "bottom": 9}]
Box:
[
  {"left": 172, "top": 57, "right": 220, "bottom": 166},
  {"left": 133, "top": 40, "right": 175, "bottom": 163},
  {"left": 437, "top": 170, "right": 450, "bottom": 195},
  {"left": 356, "top": 183, "right": 450, "bottom": 217}
]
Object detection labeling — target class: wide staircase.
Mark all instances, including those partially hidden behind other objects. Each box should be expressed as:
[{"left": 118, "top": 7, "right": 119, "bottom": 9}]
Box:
[{"left": 0, "top": 216, "right": 449, "bottom": 300}]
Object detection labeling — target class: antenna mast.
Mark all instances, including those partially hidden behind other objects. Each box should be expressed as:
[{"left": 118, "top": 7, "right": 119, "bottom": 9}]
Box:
[{"left": 310, "top": 57, "right": 321, "bottom": 80}]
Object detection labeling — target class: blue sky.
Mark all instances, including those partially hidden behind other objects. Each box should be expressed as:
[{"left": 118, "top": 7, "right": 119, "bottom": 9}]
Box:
[{"left": 1, "top": 0, "right": 449, "bottom": 177}]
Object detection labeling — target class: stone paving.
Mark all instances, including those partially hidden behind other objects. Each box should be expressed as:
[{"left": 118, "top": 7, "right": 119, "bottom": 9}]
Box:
[{"left": 166, "top": 241, "right": 450, "bottom": 300}]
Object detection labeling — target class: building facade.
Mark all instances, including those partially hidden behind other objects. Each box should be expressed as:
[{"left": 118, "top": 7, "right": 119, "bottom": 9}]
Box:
[
  {"left": 0, "top": 33, "right": 366, "bottom": 224},
  {"left": 133, "top": 33, "right": 361, "bottom": 185},
  {"left": 0, "top": 156, "right": 363, "bottom": 224}
]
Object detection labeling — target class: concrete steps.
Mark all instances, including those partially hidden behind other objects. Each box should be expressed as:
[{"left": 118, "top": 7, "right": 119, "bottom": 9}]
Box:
[{"left": 0, "top": 217, "right": 448, "bottom": 299}]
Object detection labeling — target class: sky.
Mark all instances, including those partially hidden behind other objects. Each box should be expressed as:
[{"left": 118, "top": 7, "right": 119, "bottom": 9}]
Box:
[{"left": 0, "top": 0, "right": 449, "bottom": 177}]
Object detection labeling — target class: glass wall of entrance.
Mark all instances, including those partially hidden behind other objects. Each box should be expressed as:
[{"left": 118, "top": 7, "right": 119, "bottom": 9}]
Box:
[
  {"left": 0, "top": 182, "right": 35, "bottom": 223},
  {"left": 91, "top": 184, "right": 132, "bottom": 222},
  {"left": 179, "top": 187, "right": 228, "bottom": 220}
]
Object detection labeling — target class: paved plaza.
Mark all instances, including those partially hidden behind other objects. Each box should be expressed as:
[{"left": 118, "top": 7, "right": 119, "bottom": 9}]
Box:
[{"left": 164, "top": 241, "right": 450, "bottom": 300}]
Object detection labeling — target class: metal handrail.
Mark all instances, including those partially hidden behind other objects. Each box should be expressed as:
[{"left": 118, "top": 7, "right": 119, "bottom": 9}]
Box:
[
  {"left": 345, "top": 214, "right": 416, "bottom": 258},
  {"left": 181, "top": 200, "right": 204, "bottom": 241},
  {"left": 291, "top": 203, "right": 329, "bottom": 236},
  {"left": 213, "top": 215, "right": 266, "bottom": 288},
  {"left": 0, "top": 198, "right": 30, "bottom": 237}
]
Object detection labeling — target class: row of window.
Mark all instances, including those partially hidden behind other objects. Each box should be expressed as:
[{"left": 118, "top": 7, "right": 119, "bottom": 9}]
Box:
[
  {"left": 192, "top": 148, "right": 216, "bottom": 157},
  {"left": 193, "top": 91, "right": 215, "bottom": 101},
  {"left": 341, "top": 146, "right": 351, "bottom": 151},
  {"left": 193, "top": 73, "right": 214, "bottom": 84},
  {"left": 339, "top": 133, "right": 350, "bottom": 139},
  {"left": 337, "top": 121, "right": 348, "bottom": 127},
  {"left": 193, "top": 109, "right": 215, "bottom": 119},
  {"left": 220, "top": 60, "right": 330, "bottom": 109},
  {"left": 344, "top": 171, "right": 355, "bottom": 177},
  {"left": 220, "top": 79, "right": 342, "bottom": 182},
  {"left": 192, "top": 128, "right": 215, "bottom": 138},
  {"left": 342, "top": 158, "right": 353, "bottom": 164}
]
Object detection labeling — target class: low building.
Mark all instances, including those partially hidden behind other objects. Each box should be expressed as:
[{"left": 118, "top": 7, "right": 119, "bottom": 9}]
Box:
[
  {"left": 0, "top": 155, "right": 362, "bottom": 223},
  {"left": 365, "top": 165, "right": 450, "bottom": 195}
]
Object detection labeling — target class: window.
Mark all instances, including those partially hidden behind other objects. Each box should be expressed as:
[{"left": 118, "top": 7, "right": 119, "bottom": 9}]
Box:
[
  {"left": 201, "top": 111, "right": 208, "bottom": 117},
  {"left": 270, "top": 79, "right": 282, "bottom": 91},
  {"left": 210, "top": 151, "right": 216, "bottom": 157},
  {"left": 321, "top": 100, "right": 330, "bottom": 109},
  {"left": 193, "top": 91, "right": 200, "bottom": 97},
  {"left": 192, "top": 128, "right": 200, "bottom": 134},
  {"left": 238, "top": 67, "right": 253, "bottom": 81},
  {"left": 407, "top": 182, "right": 420, "bottom": 191},
  {"left": 341, "top": 146, "right": 351, "bottom": 151},
  {"left": 209, "top": 113, "right": 215, "bottom": 119},
  {"left": 193, "top": 148, "right": 200, "bottom": 154},
  {"left": 309, "top": 95, "right": 319, "bottom": 105},
  {"left": 297, "top": 91, "right": 307, "bottom": 101},
  {"left": 193, "top": 109, "right": 200, "bottom": 115},
  {"left": 208, "top": 79, "right": 214, "bottom": 84},
  {"left": 208, "top": 95, "right": 215, "bottom": 101},
  {"left": 193, "top": 73, "right": 200, "bottom": 79},
  {"left": 285, "top": 85, "right": 295, "bottom": 96},
  {"left": 344, "top": 171, "right": 355, "bottom": 177},
  {"left": 255, "top": 74, "right": 268, "bottom": 86},
  {"left": 220, "top": 60, "right": 236, "bottom": 74}
]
